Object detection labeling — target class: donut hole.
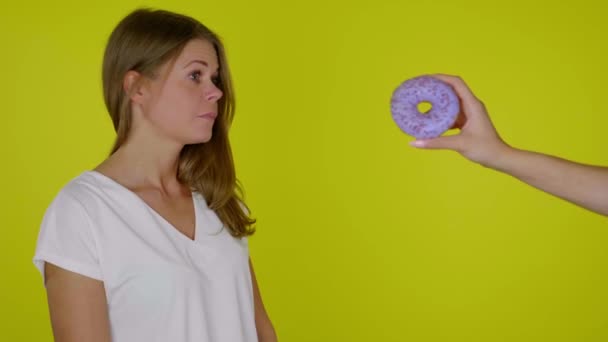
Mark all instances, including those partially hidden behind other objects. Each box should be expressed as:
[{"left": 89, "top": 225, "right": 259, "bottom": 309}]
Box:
[{"left": 417, "top": 101, "right": 433, "bottom": 114}]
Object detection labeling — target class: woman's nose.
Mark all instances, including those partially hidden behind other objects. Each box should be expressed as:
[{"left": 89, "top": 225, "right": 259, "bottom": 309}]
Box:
[{"left": 206, "top": 85, "right": 223, "bottom": 102}]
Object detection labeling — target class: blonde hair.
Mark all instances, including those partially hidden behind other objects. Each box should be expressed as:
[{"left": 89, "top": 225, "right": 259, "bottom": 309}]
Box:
[{"left": 102, "top": 8, "right": 255, "bottom": 237}]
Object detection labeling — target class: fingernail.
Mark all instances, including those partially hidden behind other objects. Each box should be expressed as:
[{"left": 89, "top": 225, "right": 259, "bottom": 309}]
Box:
[{"left": 410, "top": 140, "right": 426, "bottom": 148}]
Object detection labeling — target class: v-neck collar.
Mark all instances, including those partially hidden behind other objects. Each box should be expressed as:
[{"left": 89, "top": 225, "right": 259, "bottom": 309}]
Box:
[{"left": 86, "top": 170, "right": 200, "bottom": 243}]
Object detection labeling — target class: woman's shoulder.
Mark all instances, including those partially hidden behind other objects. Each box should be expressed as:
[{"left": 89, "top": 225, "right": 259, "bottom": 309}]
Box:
[{"left": 48, "top": 171, "right": 107, "bottom": 209}]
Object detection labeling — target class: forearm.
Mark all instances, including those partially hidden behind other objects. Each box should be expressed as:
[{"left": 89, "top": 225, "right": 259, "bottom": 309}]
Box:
[{"left": 488, "top": 146, "right": 608, "bottom": 215}]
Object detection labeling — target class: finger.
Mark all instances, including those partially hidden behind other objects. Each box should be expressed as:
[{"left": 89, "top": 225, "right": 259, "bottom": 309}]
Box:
[
  {"left": 450, "top": 111, "right": 467, "bottom": 130},
  {"left": 430, "top": 74, "right": 483, "bottom": 112},
  {"left": 410, "top": 134, "right": 463, "bottom": 151}
]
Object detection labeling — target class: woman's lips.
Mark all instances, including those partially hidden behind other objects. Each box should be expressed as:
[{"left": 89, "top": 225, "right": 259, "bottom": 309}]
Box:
[{"left": 198, "top": 112, "right": 217, "bottom": 119}]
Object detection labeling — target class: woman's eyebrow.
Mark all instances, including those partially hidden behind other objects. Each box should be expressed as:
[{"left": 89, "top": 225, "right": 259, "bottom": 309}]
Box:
[{"left": 184, "top": 59, "right": 219, "bottom": 71}]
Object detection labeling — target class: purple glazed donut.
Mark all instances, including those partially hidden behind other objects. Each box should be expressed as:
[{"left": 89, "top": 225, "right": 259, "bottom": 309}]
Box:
[{"left": 390, "top": 76, "right": 460, "bottom": 139}]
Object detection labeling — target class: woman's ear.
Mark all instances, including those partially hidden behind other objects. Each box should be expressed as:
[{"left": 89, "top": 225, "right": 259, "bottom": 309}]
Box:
[{"left": 123, "top": 70, "right": 146, "bottom": 104}]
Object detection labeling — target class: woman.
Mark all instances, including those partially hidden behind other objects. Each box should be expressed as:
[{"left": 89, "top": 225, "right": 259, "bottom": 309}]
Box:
[
  {"left": 412, "top": 74, "right": 608, "bottom": 216},
  {"left": 33, "top": 8, "right": 277, "bottom": 342}
]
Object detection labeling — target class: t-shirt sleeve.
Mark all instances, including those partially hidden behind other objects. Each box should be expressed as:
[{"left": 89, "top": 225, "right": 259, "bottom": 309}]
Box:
[{"left": 33, "top": 189, "right": 103, "bottom": 284}]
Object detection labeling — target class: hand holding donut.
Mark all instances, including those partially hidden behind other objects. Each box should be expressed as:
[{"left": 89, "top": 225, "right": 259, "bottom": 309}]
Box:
[
  {"left": 393, "top": 74, "right": 511, "bottom": 167},
  {"left": 392, "top": 74, "right": 608, "bottom": 216}
]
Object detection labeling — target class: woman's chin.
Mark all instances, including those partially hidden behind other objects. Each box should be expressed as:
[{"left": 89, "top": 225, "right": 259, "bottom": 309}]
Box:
[{"left": 188, "top": 132, "right": 213, "bottom": 145}]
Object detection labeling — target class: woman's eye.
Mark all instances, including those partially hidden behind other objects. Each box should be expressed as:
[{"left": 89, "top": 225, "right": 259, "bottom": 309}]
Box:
[
  {"left": 189, "top": 71, "right": 202, "bottom": 82},
  {"left": 212, "top": 76, "right": 220, "bottom": 86}
]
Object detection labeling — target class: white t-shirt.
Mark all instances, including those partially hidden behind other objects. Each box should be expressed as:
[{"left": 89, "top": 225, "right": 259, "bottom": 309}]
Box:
[{"left": 33, "top": 171, "right": 258, "bottom": 342}]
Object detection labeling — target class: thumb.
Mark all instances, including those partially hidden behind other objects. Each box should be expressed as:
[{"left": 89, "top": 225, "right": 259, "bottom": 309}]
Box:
[{"left": 410, "top": 135, "right": 463, "bottom": 151}]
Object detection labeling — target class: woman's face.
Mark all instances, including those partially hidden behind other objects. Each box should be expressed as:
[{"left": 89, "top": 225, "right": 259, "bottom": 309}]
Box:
[{"left": 139, "top": 39, "right": 223, "bottom": 145}]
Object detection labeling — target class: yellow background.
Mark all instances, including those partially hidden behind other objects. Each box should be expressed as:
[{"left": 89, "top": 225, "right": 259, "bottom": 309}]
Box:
[{"left": 2, "top": 0, "right": 607, "bottom": 340}]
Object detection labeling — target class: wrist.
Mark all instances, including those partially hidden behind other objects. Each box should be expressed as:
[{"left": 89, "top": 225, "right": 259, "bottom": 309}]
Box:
[{"left": 478, "top": 141, "right": 517, "bottom": 171}]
